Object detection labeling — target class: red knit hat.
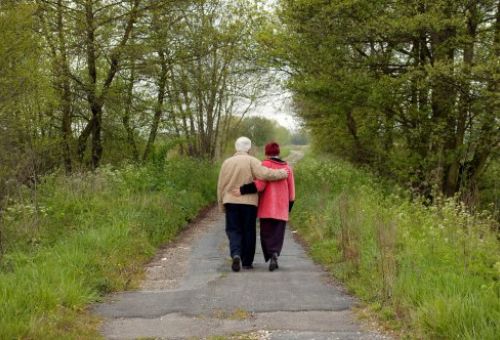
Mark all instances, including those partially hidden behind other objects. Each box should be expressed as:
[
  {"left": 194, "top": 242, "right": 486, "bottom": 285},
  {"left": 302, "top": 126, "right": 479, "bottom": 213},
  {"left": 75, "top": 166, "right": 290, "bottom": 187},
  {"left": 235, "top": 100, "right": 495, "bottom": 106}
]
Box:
[{"left": 265, "top": 142, "right": 280, "bottom": 156}]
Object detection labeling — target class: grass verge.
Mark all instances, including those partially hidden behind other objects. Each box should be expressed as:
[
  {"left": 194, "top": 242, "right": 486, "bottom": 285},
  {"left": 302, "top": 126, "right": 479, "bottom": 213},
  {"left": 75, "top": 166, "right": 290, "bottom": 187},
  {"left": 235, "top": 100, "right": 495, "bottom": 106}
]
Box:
[
  {"left": 291, "top": 155, "right": 500, "bottom": 339},
  {"left": 0, "top": 158, "right": 217, "bottom": 339}
]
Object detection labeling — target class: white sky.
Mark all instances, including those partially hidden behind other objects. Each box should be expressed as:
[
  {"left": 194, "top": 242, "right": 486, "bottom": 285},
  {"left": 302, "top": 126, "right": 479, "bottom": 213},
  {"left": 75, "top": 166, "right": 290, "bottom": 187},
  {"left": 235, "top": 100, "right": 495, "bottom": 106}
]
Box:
[
  {"left": 247, "top": 90, "right": 300, "bottom": 131},
  {"left": 242, "top": 0, "right": 300, "bottom": 132}
]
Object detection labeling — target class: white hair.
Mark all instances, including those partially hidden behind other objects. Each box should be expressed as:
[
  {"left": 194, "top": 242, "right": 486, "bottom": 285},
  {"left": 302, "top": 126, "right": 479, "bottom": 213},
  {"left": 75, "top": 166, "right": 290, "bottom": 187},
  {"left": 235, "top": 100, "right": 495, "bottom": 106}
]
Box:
[{"left": 235, "top": 136, "right": 252, "bottom": 153}]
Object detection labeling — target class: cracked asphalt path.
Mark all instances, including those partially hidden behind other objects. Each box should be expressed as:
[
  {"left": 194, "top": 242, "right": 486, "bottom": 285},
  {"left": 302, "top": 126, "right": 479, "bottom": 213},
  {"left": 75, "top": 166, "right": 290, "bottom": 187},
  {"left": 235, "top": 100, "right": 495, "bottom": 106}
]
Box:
[{"left": 94, "top": 150, "right": 389, "bottom": 339}]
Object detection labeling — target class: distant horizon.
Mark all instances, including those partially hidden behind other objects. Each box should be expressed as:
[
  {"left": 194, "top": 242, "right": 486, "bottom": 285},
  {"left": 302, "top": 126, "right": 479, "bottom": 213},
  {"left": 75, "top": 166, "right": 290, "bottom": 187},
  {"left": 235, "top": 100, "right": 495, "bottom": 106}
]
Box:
[{"left": 247, "top": 90, "right": 300, "bottom": 131}]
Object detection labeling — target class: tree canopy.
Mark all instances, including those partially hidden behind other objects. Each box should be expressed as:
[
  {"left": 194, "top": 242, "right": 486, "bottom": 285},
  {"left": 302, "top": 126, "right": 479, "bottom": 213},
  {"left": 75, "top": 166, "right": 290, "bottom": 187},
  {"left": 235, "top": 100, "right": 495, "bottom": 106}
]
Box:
[
  {"left": 0, "top": 0, "right": 277, "bottom": 203},
  {"left": 274, "top": 0, "right": 499, "bottom": 205}
]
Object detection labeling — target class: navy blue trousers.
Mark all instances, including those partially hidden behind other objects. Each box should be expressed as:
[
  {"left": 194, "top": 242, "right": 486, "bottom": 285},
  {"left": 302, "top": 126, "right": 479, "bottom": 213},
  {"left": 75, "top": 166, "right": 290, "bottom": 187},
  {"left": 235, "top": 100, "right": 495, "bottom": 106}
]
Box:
[{"left": 224, "top": 203, "right": 257, "bottom": 266}]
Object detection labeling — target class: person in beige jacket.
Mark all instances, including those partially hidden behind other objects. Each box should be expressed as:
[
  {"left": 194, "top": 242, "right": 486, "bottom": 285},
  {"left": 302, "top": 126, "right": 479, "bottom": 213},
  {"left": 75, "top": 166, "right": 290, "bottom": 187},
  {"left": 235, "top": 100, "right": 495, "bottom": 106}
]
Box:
[{"left": 217, "top": 136, "right": 288, "bottom": 272}]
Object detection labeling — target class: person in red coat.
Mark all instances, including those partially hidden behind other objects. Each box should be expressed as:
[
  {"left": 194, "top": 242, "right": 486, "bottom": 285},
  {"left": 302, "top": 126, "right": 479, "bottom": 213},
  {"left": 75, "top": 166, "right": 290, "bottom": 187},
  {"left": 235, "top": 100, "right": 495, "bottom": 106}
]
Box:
[{"left": 236, "top": 142, "right": 295, "bottom": 271}]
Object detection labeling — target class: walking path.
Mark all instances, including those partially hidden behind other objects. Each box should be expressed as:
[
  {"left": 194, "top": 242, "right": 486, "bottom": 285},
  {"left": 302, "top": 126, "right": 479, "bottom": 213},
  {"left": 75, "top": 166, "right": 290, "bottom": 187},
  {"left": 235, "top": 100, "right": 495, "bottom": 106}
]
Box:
[{"left": 94, "top": 150, "right": 389, "bottom": 339}]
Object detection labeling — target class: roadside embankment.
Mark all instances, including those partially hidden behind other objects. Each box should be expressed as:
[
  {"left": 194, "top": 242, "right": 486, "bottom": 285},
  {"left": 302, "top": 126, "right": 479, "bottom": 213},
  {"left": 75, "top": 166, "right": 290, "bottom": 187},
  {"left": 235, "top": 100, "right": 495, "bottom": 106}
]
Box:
[
  {"left": 0, "top": 158, "right": 217, "bottom": 339},
  {"left": 291, "top": 155, "right": 500, "bottom": 339}
]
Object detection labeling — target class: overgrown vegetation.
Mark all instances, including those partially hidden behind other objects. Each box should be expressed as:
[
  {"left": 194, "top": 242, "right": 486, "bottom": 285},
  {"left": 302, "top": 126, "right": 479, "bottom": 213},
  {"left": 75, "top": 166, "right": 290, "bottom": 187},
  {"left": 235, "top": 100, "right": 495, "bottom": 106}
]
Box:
[
  {"left": 0, "top": 0, "right": 273, "bottom": 206},
  {"left": 273, "top": 0, "right": 499, "bottom": 211},
  {"left": 291, "top": 155, "right": 500, "bottom": 339},
  {"left": 0, "top": 158, "right": 217, "bottom": 339}
]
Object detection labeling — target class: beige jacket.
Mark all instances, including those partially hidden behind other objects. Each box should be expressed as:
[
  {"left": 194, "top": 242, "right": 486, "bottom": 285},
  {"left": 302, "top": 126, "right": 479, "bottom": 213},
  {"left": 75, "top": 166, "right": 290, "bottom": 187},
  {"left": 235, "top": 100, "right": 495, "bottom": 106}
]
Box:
[{"left": 217, "top": 151, "right": 288, "bottom": 211}]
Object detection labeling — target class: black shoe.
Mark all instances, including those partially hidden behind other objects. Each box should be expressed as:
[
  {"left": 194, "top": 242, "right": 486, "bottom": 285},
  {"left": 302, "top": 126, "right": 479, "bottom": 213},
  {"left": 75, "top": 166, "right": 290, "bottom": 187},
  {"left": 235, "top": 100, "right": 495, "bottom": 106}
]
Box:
[
  {"left": 232, "top": 255, "right": 241, "bottom": 272},
  {"left": 242, "top": 265, "right": 254, "bottom": 270},
  {"left": 269, "top": 253, "right": 278, "bottom": 271}
]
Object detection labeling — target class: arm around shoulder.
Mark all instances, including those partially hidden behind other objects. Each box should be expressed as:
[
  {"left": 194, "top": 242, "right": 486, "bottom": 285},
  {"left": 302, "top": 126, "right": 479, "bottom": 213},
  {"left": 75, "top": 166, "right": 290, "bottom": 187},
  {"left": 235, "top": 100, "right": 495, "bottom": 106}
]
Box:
[{"left": 250, "top": 157, "right": 288, "bottom": 181}]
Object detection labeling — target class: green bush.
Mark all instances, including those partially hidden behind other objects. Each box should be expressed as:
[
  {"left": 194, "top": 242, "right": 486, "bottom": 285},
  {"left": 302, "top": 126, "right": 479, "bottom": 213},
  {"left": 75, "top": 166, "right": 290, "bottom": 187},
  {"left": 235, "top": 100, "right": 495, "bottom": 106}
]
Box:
[
  {"left": 291, "top": 155, "right": 500, "bottom": 339},
  {"left": 0, "top": 158, "right": 217, "bottom": 339}
]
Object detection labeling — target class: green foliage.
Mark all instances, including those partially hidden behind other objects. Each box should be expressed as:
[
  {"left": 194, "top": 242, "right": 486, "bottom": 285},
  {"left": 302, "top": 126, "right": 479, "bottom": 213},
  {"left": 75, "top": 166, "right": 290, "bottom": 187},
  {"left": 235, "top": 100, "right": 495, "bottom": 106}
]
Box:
[
  {"left": 234, "top": 116, "right": 292, "bottom": 147},
  {"left": 0, "top": 158, "right": 217, "bottom": 339},
  {"left": 1, "top": 0, "right": 275, "bottom": 207},
  {"left": 145, "top": 0, "right": 272, "bottom": 159},
  {"left": 478, "top": 158, "right": 500, "bottom": 219},
  {"left": 0, "top": 2, "right": 57, "bottom": 204},
  {"left": 276, "top": 0, "right": 500, "bottom": 207},
  {"left": 221, "top": 116, "right": 293, "bottom": 158},
  {"left": 291, "top": 155, "right": 500, "bottom": 339},
  {"left": 0, "top": 2, "right": 43, "bottom": 106},
  {"left": 290, "top": 130, "right": 309, "bottom": 145}
]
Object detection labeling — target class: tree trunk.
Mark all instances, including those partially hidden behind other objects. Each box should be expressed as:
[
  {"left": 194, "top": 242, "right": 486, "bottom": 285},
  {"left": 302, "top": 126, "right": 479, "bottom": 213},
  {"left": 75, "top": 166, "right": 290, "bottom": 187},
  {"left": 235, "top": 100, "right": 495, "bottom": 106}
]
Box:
[
  {"left": 91, "top": 104, "right": 103, "bottom": 169},
  {"left": 83, "top": 0, "right": 101, "bottom": 169},
  {"left": 77, "top": 118, "right": 94, "bottom": 162},
  {"left": 462, "top": 0, "right": 500, "bottom": 203},
  {"left": 122, "top": 60, "right": 139, "bottom": 162},
  {"left": 143, "top": 51, "right": 168, "bottom": 161},
  {"left": 164, "top": 68, "right": 184, "bottom": 155},
  {"left": 81, "top": 0, "right": 141, "bottom": 169},
  {"left": 38, "top": 1, "right": 73, "bottom": 172},
  {"left": 61, "top": 97, "right": 73, "bottom": 173},
  {"left": 346, "top": 110, "right": 365, "bottom": 162},
  {"left": 429, "top": 3, "right": 457, "bottom": 195},
  {"left": 445, "top": 3, "right": 478, "bottom": 196},
  {"left": 56, "top": 0, "right": 72, "bottom": 173}
]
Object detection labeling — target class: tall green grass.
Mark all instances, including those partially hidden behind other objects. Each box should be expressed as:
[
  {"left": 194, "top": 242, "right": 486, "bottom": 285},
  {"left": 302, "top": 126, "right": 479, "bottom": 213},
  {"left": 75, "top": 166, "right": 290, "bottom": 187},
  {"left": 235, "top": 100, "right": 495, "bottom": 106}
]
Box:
[
  {"left": 291, "top": 155, "right": 500, "bottom": 339},
  {"left": 0, "top": 158, "right": 217, "bottom": 339}
]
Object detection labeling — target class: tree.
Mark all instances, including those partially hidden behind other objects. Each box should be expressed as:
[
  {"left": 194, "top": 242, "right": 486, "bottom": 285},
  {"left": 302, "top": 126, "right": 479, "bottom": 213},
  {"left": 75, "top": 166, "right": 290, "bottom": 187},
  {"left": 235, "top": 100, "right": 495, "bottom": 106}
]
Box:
[
  {"left": 276, "top": 0, "right": 500, "bottom": 204},
  {"left": 37, "top": 0, "right": 144, "bottom": 169},
  {"left": 0, "top": 0, "right": 284, "bottom": 205},
  {"left": 0, "top": 1, "right": 54, "bottom": 200}
]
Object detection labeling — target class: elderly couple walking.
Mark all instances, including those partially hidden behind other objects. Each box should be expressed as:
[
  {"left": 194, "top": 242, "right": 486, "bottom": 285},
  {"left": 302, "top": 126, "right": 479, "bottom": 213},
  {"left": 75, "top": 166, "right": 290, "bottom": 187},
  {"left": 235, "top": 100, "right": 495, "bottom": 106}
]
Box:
[{"left": 217, "top": 136, "right": 295, "bottom": 272}]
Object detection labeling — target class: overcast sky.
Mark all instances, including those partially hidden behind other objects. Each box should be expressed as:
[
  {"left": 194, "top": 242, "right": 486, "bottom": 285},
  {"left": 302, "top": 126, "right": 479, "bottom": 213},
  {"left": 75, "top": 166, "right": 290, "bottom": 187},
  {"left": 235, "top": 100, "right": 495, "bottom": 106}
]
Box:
[
  {"left": 247, "top": 90, "right": 300, "bottom": 131},
  {"left": 242, "top": 0, "right": 300, "bottom": 131}
]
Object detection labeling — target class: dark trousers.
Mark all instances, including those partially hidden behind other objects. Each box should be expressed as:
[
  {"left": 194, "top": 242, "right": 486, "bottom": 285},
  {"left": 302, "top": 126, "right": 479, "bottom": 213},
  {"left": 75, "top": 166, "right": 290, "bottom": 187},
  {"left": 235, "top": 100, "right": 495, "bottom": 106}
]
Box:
[
  {"left": 259, "top": 218, "right": 286, "bottom": 262},
  {"left": 224, "top": 203, "right": 257, "bottom": 266}
]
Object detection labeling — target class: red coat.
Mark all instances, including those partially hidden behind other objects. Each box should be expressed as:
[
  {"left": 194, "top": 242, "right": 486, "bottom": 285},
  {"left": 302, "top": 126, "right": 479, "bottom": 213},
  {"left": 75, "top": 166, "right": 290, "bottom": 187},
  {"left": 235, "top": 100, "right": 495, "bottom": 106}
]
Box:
[{"left": 254, "top": 158, "right": 295, "bottom": 221}]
